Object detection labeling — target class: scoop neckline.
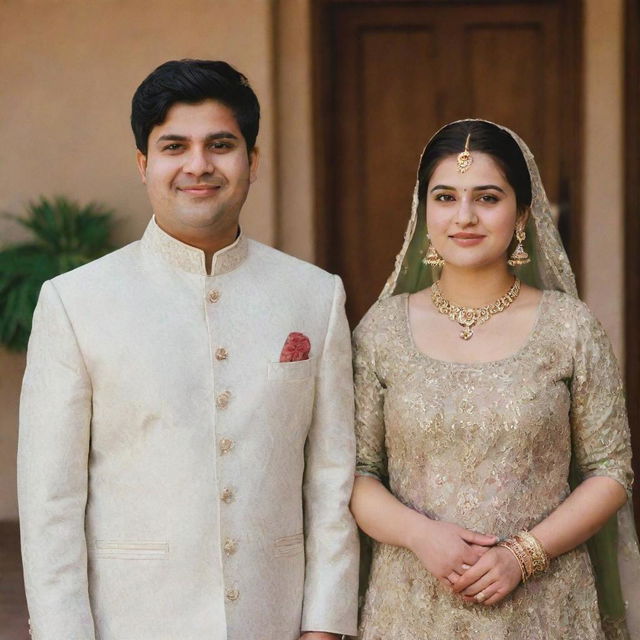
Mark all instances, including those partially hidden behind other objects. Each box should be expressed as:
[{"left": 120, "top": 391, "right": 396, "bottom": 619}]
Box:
[{"left": 401, "top": 288, "right": 548, "bottom": 367}]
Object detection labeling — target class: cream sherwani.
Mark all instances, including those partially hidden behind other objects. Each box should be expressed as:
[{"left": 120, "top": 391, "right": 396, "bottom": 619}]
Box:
[{"left": 18, "top": 219, "right": 359, "bottom": 640}]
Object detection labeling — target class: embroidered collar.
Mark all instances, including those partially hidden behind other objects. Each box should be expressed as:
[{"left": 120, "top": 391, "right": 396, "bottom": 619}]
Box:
[{"left": 141, "top": 217, "right": 248, "bottom": 276}]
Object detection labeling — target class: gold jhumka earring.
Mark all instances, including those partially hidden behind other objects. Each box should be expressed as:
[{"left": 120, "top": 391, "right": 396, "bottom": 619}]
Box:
[
  {"left": 507, "top": 223, "right": 531, "bottom": 266},
  {"left": 457, "top": 133, "right": 473, "bottom": 173},
  {"left": 423, "top": 235, "right": 444, "bottom": 267}
]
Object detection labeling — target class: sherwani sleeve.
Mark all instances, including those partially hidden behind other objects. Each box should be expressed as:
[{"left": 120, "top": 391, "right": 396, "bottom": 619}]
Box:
[
  {"left": 300, "top": 275, "right": 359, "bottom": 636},
  {"left": 18, "top": 280, "right": 96, "bottom": 639}
]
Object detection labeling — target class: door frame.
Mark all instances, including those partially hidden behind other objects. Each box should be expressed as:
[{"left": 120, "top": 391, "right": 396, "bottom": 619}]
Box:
[
  {"left": 312, "top": 0, "right": 584, "bottom": 287},
  {"left": 624, "top": 0, "right": 639, "bottom": 523}
]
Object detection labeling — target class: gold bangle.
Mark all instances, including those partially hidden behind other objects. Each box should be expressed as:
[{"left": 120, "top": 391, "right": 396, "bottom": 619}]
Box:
[
  {"left": 515, "top": 531, "right": 550, "bottom": 576},
  {"left": 497, "top": 539, "right": 528, "bottom": 582}
]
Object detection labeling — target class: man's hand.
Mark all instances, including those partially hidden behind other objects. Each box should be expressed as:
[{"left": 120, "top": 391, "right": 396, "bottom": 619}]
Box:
[{"left": 299, "top": 633, "right": 341, "bottom": 640}]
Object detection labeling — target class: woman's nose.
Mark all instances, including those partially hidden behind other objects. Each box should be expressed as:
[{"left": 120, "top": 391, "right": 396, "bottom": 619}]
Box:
[{"left": 455, "top": 198, "right": 477, "bottom": 226}]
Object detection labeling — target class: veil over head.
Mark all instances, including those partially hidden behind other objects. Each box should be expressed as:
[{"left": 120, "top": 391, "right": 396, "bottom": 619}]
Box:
[
  {"left": 379, "top": 119, "right": 577, "bottom": 300},
  {"left": 379, "top": 120, "right": 640, "bottom": 638}
]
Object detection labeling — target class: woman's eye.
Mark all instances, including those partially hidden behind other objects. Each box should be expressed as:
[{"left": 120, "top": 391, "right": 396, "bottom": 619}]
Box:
[
  {"left": 479, "top": 194, "right": 499, "bottom": 203},
  {"left": 435, "top": 193, "right": 455, "bottom": 202}
]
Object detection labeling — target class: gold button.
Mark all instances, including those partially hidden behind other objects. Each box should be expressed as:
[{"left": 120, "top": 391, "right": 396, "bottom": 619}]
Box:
[
  {"left": 216, "top": 391, "right": 231, "bottom": 409},
  {"left": 208, "top": 289, "right": 221, "bottom": 303},
  {"left": 215, "top": 347, "right": 229, "bottom": 361},
  {"left": 219, "top": 438, "right": 234, "bottom": 454},
  {"left": 221, "top": 487, "right": 234, "bottom": 503},
  {"left": 224, "top": 537, "right": 238, "bottom": 555},
  {"left": 225, "top": 587, "right": 240, "bottom": 601}
]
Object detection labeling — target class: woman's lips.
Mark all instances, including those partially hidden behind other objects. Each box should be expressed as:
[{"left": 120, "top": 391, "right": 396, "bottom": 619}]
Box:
[{"left": 449, "top": 233, "right": 485, "bottom": 246}]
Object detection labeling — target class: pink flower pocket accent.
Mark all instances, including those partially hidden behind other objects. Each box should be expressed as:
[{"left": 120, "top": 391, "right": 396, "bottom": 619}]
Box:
[{"left": 279, "top": 332, "right": 311, "bottom": 362}]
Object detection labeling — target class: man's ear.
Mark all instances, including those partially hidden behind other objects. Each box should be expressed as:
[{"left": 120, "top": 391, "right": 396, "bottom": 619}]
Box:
[
  {"left": 248, "top": 147, "right": 260, "bottom": 184},
  {"left": 136, "top": 150, "right": 148, "bottom": 184}
]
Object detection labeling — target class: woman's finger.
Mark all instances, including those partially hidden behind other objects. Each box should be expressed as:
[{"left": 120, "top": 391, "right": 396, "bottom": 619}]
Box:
[
  {"left": 461, "top": 571, "right": 494, "bottom": 597},
  {"left": 459, "top": 529, "right": 499, "bottom": 547},
  {"left": 447, "top": 572, "right": 460, "bottom": 585},
  {"left": 451, "top": 561, "right": 490, "bottom": 593},
  {"left": 482, "top": 589, "right": 506, "bottom": 606}
]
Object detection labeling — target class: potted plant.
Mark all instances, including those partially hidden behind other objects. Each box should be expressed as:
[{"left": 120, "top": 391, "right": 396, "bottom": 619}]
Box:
[{"left": 0, "top": 196, "right": 116, "bottom": 351}]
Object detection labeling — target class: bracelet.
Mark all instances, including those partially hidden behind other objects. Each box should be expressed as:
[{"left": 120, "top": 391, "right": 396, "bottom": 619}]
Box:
[
  {"left": 515, "top": 530, "right": 550, "bottom": 576},
  {"left": 497, "top": 539, "right": 528, "bottom": 582},
  {"left": 498, "top": 531, "right": 551, "bottom": 582}
]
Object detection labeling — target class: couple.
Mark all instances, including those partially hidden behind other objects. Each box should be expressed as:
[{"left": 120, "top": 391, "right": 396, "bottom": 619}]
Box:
[{"left": 18, "top": 60, "right": 640, "bottom": 639}]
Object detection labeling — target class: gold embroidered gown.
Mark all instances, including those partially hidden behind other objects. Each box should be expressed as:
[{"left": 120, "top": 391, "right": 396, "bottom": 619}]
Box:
[{"left": 353, "top": 289, "right": 634, "bottom": 640}]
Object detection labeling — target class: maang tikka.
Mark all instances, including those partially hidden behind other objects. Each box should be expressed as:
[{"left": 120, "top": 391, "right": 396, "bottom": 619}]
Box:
[
  {"left": 507, "top": 223, "right": 531, "bottom": 266},
  {"left": 457, "top": 133, "right": 473, "bottom": 173}
]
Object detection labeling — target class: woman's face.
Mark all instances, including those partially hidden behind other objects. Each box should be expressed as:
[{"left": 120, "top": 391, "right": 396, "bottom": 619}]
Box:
[{"left": 426, "top": 151, "right": 524, "bottom": 270}]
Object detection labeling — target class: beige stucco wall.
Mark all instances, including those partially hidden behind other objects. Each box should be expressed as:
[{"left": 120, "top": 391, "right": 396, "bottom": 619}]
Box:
[
  {"left": 582, "top": 0, "right": 624, "bottom": 363},
  {"left": 0, "top": 0, "right": 628, "bottom": 520}
]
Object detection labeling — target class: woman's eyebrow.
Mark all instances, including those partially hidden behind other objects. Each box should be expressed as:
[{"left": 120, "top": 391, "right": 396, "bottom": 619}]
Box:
[
  {"left": 473, "top": 184, "right": 506, "bottom": 193},
  {"left": 430, "top": 184, "right": 455, "bottom": 192}
]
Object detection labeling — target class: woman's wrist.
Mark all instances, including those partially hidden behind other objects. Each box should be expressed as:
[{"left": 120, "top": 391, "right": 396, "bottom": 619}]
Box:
[
  {"left": 497, "top": 531, "right": 550, "bottom": 582},
  {"left": 402, "top": 510, "right": 435, "bottom": 551}
]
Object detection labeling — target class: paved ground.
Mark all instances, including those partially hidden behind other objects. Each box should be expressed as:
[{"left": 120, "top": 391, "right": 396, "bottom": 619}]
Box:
[{"left": 0, "top": 522, "right": 28, "bottom": 640}]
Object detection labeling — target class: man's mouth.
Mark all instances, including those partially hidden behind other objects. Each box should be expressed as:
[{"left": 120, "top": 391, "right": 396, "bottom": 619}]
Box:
[{"left": 178, "top": 184, "right": 223, "bottom": 196}]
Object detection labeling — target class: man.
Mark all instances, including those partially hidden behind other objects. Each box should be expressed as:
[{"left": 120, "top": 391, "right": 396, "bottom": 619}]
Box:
[{"left": 18, "top": 59, "right": 358, "bottom": 640}]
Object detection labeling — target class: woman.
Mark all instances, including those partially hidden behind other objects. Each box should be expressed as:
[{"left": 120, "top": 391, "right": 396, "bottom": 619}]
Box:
[{"left": 350, "top": 120, "right": 640, "bottom": 639}]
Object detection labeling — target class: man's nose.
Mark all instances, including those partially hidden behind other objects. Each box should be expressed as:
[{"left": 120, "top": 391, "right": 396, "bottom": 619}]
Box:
[{"left": 183, "top": 149, "right": 214, "bottom": 176}]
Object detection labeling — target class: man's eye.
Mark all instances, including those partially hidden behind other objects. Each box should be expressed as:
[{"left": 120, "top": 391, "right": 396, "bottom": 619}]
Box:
[
  {"left": 162, "top": 143, "right": 182, "bottom": 151},
  {"left": 211, "top": 142, "right": 232, "bottom": 150}
]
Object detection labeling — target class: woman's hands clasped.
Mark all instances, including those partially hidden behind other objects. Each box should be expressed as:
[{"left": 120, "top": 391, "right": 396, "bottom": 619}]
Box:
[
  {"left": 406, "top": 517, "right": 498, "bottom": 591},
  {"left": 451, "top": 545, "right": 523, "bottom": 606}
]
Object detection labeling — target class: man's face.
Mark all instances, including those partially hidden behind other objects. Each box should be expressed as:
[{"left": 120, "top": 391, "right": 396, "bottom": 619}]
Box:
[{"left": 136, "top": 99, "right": 258, "bottom": 241}]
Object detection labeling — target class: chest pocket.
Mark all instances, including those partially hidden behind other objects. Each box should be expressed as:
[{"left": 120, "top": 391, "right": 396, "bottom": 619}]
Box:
[
  {"left": 264, "top": 357, "right": 317, "bottom": 447},
  {"left": 267, "top": 357, "right": 316, "bottom": 382}
]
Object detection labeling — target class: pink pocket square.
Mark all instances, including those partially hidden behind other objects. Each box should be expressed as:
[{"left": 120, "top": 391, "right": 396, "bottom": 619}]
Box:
[{"left": 280, "top": 332, "right": 311, "bottom": 362}]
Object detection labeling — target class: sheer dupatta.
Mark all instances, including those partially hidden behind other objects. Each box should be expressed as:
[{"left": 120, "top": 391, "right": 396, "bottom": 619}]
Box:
[{"left": 379, "top": 120, "right": 640, "bottom": 638}]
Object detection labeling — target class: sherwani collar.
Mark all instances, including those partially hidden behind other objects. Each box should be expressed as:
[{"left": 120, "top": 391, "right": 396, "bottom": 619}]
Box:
[{"left": 141, "top": 217, "right": 248, "bottom": 276}]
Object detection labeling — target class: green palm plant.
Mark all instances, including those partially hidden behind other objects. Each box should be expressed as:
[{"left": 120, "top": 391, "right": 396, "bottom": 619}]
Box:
[{"left": 0, "top": 196, "right": 116, "bottom": 351}]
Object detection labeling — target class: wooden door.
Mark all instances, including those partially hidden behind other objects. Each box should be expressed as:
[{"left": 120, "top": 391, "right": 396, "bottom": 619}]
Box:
[{"left": 313, "top": 0, "right": 582, "bottom": 325}]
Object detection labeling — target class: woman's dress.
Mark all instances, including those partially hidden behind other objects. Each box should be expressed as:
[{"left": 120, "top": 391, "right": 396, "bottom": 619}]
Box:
[{"left": 354, "top": 289, "right": 634, "bottom": 640}]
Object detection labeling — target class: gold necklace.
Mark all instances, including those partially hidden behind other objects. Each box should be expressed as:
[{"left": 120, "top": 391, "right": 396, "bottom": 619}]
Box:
[{"left": 431, "top": 278, "right": 521, "bottom": 340}]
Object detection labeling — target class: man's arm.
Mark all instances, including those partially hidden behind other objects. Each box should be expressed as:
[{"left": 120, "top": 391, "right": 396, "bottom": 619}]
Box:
[
  {"left": 18, "top": 280, "right": 96, "bottom": 639},
  {"left": 300, "top": 275, "right": 359, "bottom": 638}
]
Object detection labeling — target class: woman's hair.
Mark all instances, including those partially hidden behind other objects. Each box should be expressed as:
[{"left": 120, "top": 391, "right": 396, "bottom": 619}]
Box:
[
  {"left": 418, "top": 120, "right": 532, "bottom": 211},
  {"left": 131, "top": 59, "right": 260, "bottom": 155}
]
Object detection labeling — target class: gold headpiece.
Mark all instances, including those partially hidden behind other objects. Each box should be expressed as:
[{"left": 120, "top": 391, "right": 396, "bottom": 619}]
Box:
[{"left": 457, "top": 133, "right": 473, "bottom": 173}]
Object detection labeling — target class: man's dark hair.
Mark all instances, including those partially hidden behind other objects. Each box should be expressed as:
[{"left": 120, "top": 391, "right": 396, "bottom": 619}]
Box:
[
  {"left": 131, "top": 59, "right": 260, "bottom": 155},
  {"left": 418, "top": 120, "right": 532, "bottom": 212}
]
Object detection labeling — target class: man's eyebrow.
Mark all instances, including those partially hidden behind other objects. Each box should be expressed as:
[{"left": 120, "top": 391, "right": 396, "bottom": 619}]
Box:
[{"left": 155, "top": 131, "right": 240, "bottom": 144}]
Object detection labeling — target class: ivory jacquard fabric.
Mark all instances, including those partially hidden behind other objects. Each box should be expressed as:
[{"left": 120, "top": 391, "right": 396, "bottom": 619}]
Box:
[{"left": 354, "top": 290, "right": 634, "bottom": 640}]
